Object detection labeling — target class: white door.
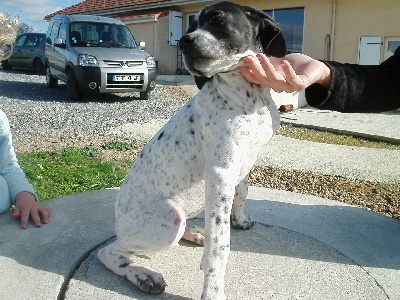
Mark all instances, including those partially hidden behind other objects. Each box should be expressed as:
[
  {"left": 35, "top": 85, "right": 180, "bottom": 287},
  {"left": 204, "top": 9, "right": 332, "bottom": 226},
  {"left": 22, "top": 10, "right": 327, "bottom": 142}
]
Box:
[
  {"left": 169, "top": 11, "right": 182, "bottom": 46},
  {"left": 358, "top": 36, "right": 381, "bottom": 65}
]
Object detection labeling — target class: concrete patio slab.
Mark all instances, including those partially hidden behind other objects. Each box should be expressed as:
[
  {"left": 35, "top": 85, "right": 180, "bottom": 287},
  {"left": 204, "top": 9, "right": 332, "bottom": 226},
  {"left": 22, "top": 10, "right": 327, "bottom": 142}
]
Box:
[{"left": 1, "top": 187, "right": 399, "bottom": 299}]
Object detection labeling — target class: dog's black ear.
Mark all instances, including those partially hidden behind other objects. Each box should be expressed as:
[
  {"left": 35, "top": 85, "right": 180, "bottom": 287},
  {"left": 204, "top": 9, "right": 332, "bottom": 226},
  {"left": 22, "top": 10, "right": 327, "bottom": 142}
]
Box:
[
  {"left": 195, "top": 75, "right": 212, "bottom": 90},
  {"left": 186, "top": 16, "right": 199, "bottom": 34},
  {"left": 242, "top": 6, "right": 287, "bottom": 58}
]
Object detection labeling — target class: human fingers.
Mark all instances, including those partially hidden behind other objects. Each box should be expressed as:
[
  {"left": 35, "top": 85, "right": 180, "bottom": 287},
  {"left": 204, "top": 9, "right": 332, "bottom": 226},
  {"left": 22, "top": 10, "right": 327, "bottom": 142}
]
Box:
[
  {"left": 255, "top": 54, "right": 292, "bottom": 92},
  {"left": 39, "top": 207, "right": 52, "bottom": 224},
  {"left": 241, "top": 56, "right": 267, "bottom": 79},
  {"left": 11, "top": 205, "right": 21, "bottom": 219},
  {"left": 256, "top": 54, "right": 284, "bottom": 79},
  {"left": 243, "top": 55, "right": 286, "bottom": 89},
  {"left": 18, "top": 205, "right": 31, "bottom": 229},
  {"left": 238, "top": 65, "right": 263, "bottom": 85},
  {"left": 28, "top": 205, "right": 43, "bottom": 228},
  {"left": 280, "top": 60, "right": 307, "bottom": 91}
]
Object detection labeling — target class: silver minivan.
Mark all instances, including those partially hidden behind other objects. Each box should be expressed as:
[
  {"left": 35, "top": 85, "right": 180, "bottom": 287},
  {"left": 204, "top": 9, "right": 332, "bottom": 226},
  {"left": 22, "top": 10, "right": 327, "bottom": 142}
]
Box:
[{"left": 45, "top": 14, "right": 157, "bottom": 101}]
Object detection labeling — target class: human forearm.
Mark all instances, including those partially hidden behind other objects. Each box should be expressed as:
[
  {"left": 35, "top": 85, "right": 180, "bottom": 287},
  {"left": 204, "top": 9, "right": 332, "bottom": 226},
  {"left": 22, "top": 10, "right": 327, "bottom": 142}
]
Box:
[{"left": 306, "top": 60, "right": 400, "bottom": 113}]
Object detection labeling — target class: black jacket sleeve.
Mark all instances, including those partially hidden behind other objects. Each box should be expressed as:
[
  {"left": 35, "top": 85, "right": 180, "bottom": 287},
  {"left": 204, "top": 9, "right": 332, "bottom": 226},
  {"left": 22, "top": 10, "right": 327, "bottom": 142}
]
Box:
[{"left": 305, "top": 47, "right": 400, "bottom": 113}]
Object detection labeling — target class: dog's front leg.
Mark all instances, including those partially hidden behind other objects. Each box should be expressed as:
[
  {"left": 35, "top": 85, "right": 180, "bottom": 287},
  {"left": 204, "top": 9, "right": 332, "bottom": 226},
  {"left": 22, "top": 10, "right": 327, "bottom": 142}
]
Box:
[
  {"left": 201, "top": 167, "right": 235, "bottom": 300},
  {"left": 231, "top": 174, "right": 255, "bottom": 230}
]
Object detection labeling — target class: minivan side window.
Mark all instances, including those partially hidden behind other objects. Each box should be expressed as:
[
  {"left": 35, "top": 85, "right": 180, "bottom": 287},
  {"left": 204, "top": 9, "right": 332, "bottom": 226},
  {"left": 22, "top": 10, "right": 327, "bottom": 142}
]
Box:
[
  {"left": 47, "top": 21, "right": 60, "bottom": 45},
  {"left": 58, "top": 22, "right": 67, "bottom": 44}
]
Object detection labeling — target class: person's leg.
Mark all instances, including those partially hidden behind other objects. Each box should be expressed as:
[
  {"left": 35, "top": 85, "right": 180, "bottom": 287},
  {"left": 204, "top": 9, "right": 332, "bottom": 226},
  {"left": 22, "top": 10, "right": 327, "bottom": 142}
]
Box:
[{"left": 0, "top": 176, "right": 11, "bottom": 214}]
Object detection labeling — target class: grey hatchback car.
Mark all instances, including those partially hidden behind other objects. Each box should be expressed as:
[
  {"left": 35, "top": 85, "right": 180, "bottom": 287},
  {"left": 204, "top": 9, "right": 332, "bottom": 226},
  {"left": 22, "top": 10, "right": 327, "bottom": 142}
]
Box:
[
  {"left": 45, "top": 14, "right": 157, "bottom": 101},
  {"left": 1, "top": 33, "right": 46, "bottom": 74}
]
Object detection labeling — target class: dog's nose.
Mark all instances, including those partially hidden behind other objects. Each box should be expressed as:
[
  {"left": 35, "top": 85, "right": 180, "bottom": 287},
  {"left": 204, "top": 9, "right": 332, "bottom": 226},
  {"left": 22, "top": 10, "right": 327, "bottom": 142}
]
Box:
[{"left": 179, "top": 35, "right": 195, "bottom": 53}]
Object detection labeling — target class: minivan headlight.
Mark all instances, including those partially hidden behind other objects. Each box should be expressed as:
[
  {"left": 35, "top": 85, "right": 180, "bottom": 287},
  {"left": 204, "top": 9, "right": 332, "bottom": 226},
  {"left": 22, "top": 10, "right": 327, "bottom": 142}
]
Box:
[
  {"left": 146, "top": 56, "right": 156, "bottom": 68},
  {"left": 78, "top": 54, "right": 99, "bottom": 67}
]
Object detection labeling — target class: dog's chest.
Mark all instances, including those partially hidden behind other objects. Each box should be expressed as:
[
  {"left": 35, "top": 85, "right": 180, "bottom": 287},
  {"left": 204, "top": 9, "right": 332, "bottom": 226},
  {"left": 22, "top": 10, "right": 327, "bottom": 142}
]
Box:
[
  {"left": 122, "top": 72, "right": 279, "bottom": 213},
  {"left": 196, "top": 73, "right": 280, "bottom": 142}
]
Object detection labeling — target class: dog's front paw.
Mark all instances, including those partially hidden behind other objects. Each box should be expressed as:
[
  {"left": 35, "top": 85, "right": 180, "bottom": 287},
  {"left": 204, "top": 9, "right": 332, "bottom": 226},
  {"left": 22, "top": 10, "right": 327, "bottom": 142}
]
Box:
[
  {"left": 132, "top": 270, "right": 167, "bottom": 294},
  {"left": 231, "top": 214, "right": 255, "bottom": 230}
]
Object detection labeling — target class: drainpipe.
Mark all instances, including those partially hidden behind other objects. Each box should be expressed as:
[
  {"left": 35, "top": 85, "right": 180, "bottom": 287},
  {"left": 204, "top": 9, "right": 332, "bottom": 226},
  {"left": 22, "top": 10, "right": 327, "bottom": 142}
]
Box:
[{"left": 330, "top": 0, "right": 336, "bottom": 60}]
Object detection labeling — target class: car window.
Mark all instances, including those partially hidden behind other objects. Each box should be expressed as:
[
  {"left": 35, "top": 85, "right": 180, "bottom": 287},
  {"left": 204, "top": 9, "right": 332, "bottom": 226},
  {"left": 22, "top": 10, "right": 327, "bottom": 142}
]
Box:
[
  {"left": 58, "top": 22, "right": 67, "bottom": 43},
  {"left": 47, "top": 21, "right": 60, "bottom": 45},
  {"left": 25, "top": 35, "right": 39, "bottom": 46},
  {"left": 37, "top": 35, "right": 45, "bottom": 45},
  {"left": 70, "top": 22, "right": 137, "bottom": 48},
  {"left": 15, "top": 35, "right": 27, "bottom": 47}
]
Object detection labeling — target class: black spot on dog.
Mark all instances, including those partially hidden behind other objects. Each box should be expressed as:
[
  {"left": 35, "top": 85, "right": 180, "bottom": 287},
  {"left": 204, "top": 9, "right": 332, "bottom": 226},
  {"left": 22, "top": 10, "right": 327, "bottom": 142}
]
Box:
[
  {"left": 223, "top": 206, "right": 230, "bottom": 214},
  {"left": 119, "top": 262, "right": 129, "bottom": 268},
  {"left": 190, "top": 129, "right": 195, "bottom": 135},
  {"left": 215, "top": 216, "right": 221, "bottom": 225},
  {"left": 158, "top": 131, "right": 165, "bottom": 140},
  {"left": 189, "top": 114, "right": 195, "bottom": 123}
]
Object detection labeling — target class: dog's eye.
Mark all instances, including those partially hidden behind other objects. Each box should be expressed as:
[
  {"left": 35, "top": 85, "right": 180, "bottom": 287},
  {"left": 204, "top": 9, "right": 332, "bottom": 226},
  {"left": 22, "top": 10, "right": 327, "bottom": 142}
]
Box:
[{"left": 209, "top": 11, "right": 222, "bottom": 22}]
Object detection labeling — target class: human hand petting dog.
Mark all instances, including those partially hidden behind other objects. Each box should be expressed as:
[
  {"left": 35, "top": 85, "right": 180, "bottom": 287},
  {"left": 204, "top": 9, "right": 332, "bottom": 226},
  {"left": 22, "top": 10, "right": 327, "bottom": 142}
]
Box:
[
  {"left": 12, "top": 192, "right": 51, "bottom": 229},
  {"left": 239, "top": 52, "right": 332, "bottom": 92}
]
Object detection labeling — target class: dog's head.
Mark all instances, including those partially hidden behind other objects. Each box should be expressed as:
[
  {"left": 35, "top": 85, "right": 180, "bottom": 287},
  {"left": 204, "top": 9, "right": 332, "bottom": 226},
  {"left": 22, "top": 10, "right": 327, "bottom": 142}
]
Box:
[{"left": 179, "top": 1, "right": 286, "bottom": 82}]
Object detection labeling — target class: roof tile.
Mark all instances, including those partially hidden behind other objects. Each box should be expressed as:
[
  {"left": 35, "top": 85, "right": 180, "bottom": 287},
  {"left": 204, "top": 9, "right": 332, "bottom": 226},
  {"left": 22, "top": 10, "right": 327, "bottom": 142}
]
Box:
[{"left": 45, "top": 0, "right": 172, "bottom": 19}]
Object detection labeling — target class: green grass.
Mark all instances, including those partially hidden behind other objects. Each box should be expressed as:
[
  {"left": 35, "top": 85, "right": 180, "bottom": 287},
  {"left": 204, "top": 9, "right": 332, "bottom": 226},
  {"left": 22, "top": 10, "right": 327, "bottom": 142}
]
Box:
[
  {"left": 17, "top": 146, "right": 133, "bottom": 201},
  {"left": 101, "top": 140, "right": 137, "bottom": 151}
]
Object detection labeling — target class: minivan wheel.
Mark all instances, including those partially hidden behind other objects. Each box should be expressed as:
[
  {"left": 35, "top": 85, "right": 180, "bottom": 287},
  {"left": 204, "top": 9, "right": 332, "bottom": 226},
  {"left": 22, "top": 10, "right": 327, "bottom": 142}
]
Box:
[
  {"left": 1, "top": 60, "right": 12, "bottom": 70},
  {"left": 140, "top": 91, "right": 150, "bottom": 100},
  {"left": 46, "top": 65, "right": 58, "bottom": 88},
  {"left": 67, "top": 71, "right": 84, "bottom": 101},
  {"left": 33, "top": 58, "right": 45, "bottom": 75}
]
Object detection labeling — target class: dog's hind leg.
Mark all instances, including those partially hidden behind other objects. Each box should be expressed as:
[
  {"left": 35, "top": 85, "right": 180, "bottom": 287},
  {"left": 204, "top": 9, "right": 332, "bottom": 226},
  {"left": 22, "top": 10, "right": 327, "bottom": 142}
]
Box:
[
  {"left": 97, "top": 199, "right": 186, "bottom": 294},
  {"left": 231, "top": 174, "right": 255, "bottom": 229}
]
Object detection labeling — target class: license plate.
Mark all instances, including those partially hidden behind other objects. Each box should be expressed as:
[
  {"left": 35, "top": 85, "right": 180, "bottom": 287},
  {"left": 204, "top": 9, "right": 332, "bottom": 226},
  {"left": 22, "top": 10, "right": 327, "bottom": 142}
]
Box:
[{"left": 112, "top": 75, "right": 140, "bottom": 82}]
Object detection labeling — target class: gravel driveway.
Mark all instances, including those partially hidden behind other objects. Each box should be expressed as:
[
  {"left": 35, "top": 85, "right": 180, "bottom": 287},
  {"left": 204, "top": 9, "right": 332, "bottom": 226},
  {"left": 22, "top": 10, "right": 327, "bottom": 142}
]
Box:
[{"left": 0, "top": 70, "right": 189, "bottom": 152}]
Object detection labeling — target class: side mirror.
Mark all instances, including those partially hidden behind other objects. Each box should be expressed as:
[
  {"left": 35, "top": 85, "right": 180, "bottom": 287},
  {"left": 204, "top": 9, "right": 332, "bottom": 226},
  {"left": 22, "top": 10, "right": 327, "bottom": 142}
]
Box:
[
  {"left": 54, "top": 38, "right": 66, "bottom": 48},
  {"left": 139, "top": 41, "right": 145, "bottom": 50}
]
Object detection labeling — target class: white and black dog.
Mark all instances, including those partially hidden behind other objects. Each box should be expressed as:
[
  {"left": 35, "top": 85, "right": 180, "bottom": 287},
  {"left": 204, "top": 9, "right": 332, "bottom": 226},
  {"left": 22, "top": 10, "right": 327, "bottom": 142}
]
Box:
[{"left": 98, "top": 2, "right": 286, "bottom": 299}]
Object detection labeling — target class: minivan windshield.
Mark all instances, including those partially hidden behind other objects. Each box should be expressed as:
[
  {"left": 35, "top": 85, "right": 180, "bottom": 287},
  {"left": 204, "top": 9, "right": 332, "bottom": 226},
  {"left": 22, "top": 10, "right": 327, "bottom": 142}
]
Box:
[{"left": 70, "top": 22, "right": 138, "bottom": 48}]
